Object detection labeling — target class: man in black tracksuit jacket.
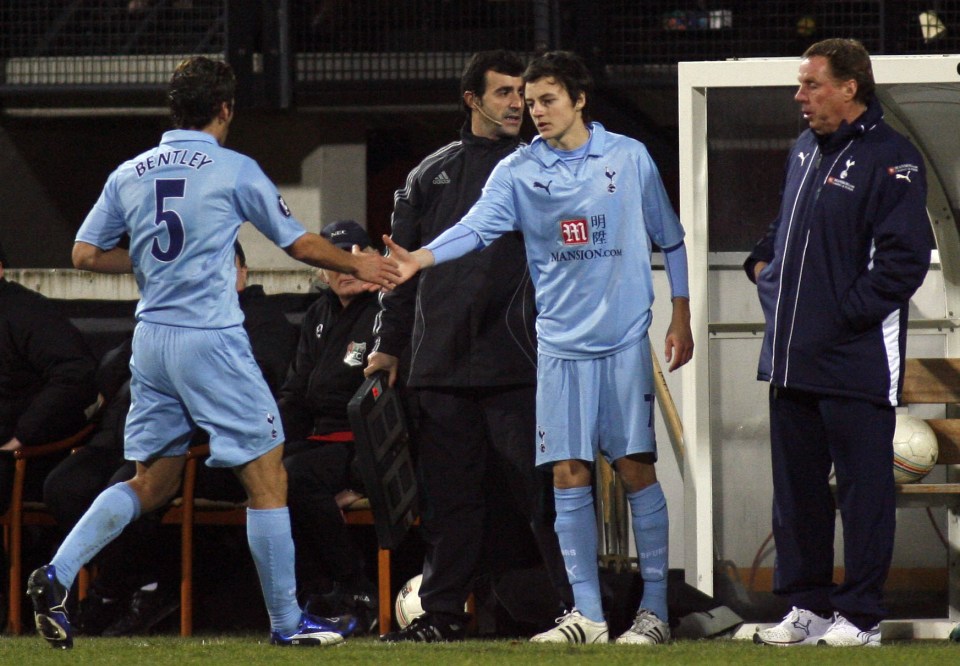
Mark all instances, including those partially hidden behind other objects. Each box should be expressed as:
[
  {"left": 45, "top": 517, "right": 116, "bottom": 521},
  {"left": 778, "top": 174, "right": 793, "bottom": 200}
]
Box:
[
  {"left": 0, "top": 242, "right": 97, "bottom": 514},
  {"left": 278, "top": 221, "right": 383, "bottom": 633},
  {"left": 745, "top": 40, "right": 931, "bottom": 647},
  {"left": 368, "top": 50, "right": 572, "bottom": 641}
]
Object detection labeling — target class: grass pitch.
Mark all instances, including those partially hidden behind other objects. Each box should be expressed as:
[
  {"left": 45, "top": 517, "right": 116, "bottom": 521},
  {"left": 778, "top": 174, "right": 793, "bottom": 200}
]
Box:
[{"left": 0, "top": 634, "right": 957, "bottom": 665}]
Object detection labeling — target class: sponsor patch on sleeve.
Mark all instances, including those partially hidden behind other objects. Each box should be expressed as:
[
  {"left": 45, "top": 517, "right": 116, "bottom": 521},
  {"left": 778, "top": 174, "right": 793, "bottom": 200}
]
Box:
[
  {"left": 887, "top": 163, "right": 919, "bottom": 183},
  {"left": 278, "top": 194, "right": 292, "bottom": 217}
]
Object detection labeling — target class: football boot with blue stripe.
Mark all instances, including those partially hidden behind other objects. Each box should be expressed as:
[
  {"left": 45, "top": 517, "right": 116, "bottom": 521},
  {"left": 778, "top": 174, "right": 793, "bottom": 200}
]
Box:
[
  {"left": 27, "top": 565, "right": 74, "bottom": 649},
  {"left": 270, "top": 613, "right": 351, "bottom": 646}
]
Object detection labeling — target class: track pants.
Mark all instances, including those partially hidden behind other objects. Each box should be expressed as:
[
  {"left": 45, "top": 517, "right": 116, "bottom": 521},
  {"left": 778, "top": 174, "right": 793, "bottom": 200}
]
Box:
[
  {"left": 415, "top": 385, "right": 573, "bottom": 616},
  {"left": 769, "top": 386, "right": 896, "bottom": 630}
]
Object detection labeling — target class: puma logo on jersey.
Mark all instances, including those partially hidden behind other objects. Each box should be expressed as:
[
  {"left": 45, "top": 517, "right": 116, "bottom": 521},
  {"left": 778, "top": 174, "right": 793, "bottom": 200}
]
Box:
[
  {"left": 534, "top": 180, "right": 552, "bottom": 195},
  {"left": 896, "top": 172, "right": 912, "bottom": 182}
]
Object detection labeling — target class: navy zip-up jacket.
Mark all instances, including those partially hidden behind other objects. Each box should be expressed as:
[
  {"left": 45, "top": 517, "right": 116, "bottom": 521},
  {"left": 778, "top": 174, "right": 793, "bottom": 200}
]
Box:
[{"left": 745, "top": 99, "right": 932, "bottom": 406}]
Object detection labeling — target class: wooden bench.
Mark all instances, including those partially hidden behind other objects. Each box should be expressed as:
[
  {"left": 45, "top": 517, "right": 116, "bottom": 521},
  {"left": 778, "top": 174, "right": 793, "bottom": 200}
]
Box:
[
  {"left": 0, "top": 423, "right": 95, "bottom": 634},
  {"left": 0, "top": 293, "right": 319, "bottom": 635},
  {"left": 899, "top": 359, "right": 960, "bottom": 503},
  {"left": 161, "top": 444, "right": 405, "bottom": 637}
]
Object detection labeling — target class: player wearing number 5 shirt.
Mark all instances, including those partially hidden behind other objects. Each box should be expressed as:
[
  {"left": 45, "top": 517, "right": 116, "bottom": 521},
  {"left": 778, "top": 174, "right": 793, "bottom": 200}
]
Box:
[{"left": 28, "top": 56, "right": 398, "bottom": 650}]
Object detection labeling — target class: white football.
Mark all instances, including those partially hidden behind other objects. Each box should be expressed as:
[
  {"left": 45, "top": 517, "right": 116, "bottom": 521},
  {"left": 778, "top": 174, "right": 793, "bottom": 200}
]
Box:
[
  {"left": 395, "top": 574, "right": 425, "bottom": 629},
  {"left": 892, "top": 414, "right": 938, "bottom": 483},
  {"left": 394, "top": 574, "right": 469, "bottom": 629}
]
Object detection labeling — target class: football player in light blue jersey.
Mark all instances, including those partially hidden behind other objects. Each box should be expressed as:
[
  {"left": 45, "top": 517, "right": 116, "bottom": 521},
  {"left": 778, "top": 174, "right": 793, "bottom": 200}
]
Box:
[
  {"left": 384, "top": 51, "right": 693, "bottom": 645},
  {"left": 27, "top": 56, "right": 399, "bottom": 651}
]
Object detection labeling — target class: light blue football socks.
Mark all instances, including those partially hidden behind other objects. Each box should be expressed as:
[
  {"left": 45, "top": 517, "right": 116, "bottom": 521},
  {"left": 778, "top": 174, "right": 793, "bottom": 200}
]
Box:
[
  {"left": 628, "top": 482, "right": 669, "bottom": 623},
  {"left": 247, "top": 507, "right": 301, "bottom": 635},
  {"left": 554, "top": 485, "right": 604, "bottom": 623},
  {"left": 51, "top": 482, "right": 141, "bottom": 588}
]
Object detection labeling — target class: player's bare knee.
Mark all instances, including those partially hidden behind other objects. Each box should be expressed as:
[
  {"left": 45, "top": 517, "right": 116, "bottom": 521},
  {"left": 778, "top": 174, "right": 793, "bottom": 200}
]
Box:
[
  {"left": 615, "top": 454, "right": 658, "bottom": 493},
  {"left": 552, "top": 459, "right": 592, "bottom": 489},
  {"left": 125, "top": 475, "right": 180, "bottom": 512},
  {"left": 235, "top": 454, "right": 288, "bottom": 509}
]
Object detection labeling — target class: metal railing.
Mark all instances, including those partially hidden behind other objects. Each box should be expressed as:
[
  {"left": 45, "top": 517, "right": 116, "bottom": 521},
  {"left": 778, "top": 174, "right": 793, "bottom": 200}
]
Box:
[{"left": 3, "top": 1, "right": 960, "bottom": 96}]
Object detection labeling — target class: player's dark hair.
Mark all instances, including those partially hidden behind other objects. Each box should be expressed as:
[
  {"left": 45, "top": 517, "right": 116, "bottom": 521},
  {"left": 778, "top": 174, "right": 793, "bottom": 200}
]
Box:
[
  {"left": 233, "top": 240, "right": 246, "bottom": 268},
  {"left": 523, "top": 50, "right": 593, "bottom": 123},
  {"left": 168, "top": 56, "right": 236, "bottom": 130},
  {"left": 0, "top": 240, "right": 8, "bottom": 268},
  {"left": 460, "top": 50, "right": 525, "bottom": 116},
  {"left": 803, "top": 38, "right": 875, "bottom": 105}
]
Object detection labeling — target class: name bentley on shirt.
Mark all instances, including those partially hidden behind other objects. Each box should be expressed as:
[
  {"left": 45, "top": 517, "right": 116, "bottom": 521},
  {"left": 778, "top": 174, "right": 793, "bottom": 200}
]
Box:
[{"left": 135, "top": 149, "right": 214, "bottom": 177}]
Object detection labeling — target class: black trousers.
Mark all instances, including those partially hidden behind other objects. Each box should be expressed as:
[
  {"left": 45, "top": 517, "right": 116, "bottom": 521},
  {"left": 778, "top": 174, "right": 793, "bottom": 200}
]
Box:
[
  {"left": 769, "top": 386, "right": 896, "bottom": 630},
  {"left": 283, "top": 439, "right": 369, "bottom": 596},
  {"left": 415, "top": 385, "right": 572, "bottom": 616}
]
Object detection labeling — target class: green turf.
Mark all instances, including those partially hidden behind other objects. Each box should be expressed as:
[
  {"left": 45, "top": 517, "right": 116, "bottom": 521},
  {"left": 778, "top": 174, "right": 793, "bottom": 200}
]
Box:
[{"left": 0, "top": 634, "right": 957, "bottom": 665}]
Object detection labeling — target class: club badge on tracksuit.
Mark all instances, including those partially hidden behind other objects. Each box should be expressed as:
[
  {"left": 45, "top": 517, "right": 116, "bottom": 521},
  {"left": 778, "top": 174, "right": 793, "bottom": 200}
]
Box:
[{"left": 344, "top": 341, "right": 366, "bottom": 367}]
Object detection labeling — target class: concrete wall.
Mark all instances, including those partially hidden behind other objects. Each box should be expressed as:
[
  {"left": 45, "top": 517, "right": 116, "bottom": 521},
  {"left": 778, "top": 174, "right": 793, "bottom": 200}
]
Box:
[
  {"left": 6, "top": 268, "right": 317, "bottom": 300},
  {"left": 238, "top": 144, "right": 369, "bottom": 271}
]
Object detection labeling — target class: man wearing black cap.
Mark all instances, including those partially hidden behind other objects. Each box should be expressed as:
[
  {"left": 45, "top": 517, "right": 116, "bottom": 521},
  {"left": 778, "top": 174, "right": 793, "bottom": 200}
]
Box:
[{"left": 278, "top": 220, "right": 383, "bottom": 632}]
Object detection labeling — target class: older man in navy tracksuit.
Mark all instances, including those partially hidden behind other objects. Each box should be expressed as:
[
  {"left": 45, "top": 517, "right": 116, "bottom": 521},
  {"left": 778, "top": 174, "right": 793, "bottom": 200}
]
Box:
[{"left": 745, "top": 39, "right": 932, "bottom": 647}]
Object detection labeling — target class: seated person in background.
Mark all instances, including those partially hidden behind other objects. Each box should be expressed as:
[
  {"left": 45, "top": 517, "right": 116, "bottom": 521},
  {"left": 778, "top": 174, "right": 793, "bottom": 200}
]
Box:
[
  {"left": 233, "top": 240, "right": 299, "bottom": 394},
  {"left": 279, "top": 221, "right": 385, "bottom": 633},
  {"left": 42, "top": 338, "right": 151, "bottom": 636},
  {"left": 43, "top": 241, "right": 298, "bottom": 636},
  {"left": 0, "top": 239, "right": 98, "bottom": 515}
]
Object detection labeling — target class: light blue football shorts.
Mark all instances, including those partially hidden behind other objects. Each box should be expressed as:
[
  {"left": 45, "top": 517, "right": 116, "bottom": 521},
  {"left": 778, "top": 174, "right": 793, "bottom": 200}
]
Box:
[
  {"left": 535, "top": 338, "right": 657, "bottom": 467},
  {"left": 125, "top": 321, "right": 284, "bottom": 467}
]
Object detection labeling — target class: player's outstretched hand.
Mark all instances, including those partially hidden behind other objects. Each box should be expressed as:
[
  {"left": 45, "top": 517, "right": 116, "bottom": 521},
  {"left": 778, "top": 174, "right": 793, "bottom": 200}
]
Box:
[
  {"left": 351, "top": 245, "right": 400, "bottom": 291},
  {"left": 382, "top": 235, "right": 434, "bottom": 284}
]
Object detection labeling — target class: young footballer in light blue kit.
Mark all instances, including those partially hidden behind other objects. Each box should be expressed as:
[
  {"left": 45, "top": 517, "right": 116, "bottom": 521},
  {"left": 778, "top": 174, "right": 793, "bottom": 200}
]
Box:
[
  {"left": 27, "top": 56, "right": 399, "bottom": 650},
  {"left": 385, "top": 51, "right": 693, "bottom": 645}
]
